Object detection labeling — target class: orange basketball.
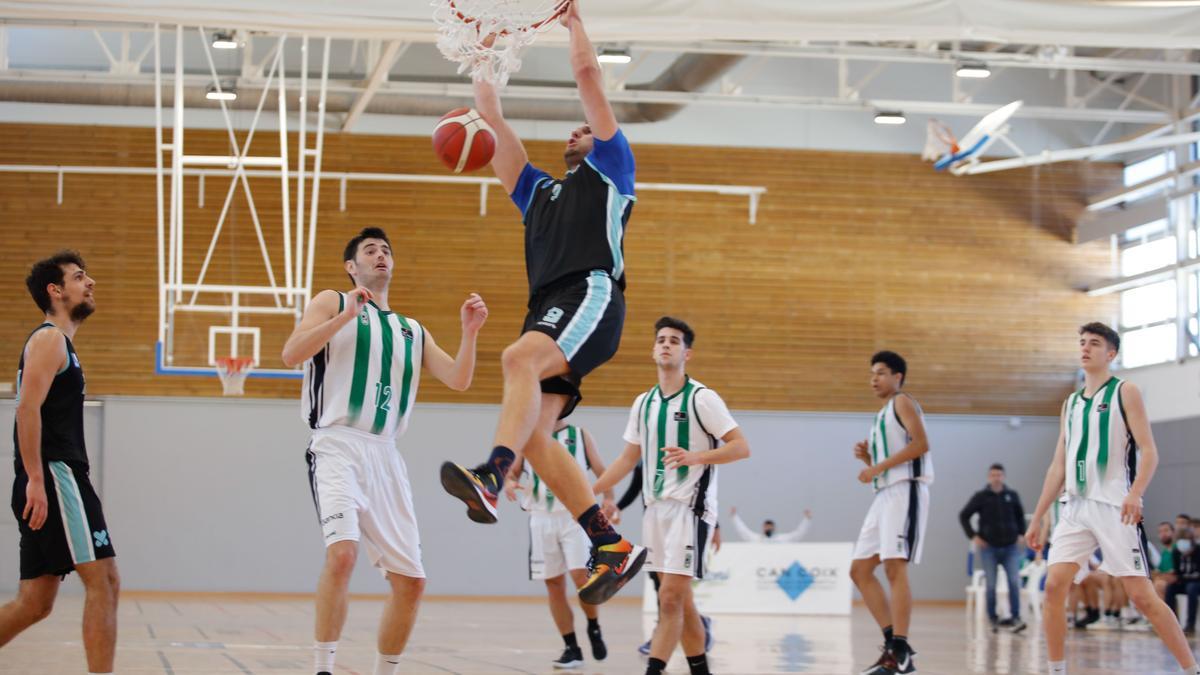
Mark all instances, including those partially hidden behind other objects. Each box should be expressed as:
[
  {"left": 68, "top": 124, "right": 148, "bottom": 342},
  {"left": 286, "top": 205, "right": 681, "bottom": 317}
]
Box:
[{"left": 432, "top": 108, "right": 496, "bottom": 174}]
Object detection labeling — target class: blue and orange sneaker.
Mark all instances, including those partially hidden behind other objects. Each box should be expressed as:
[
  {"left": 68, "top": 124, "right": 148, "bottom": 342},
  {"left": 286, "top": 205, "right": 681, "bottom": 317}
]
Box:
[
  {"left": 578, "top": 538, "right": 647, "bottom": 605},
  {"left": 439, "top": 461, "right": 499, "bottom": 524}
]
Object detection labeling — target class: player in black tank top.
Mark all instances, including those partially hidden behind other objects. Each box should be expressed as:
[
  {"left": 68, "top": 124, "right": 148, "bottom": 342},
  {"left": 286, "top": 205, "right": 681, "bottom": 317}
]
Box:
[
  {"left": 14, "top": 323, "right": 88, "bottom": 472},
  {"left": 1, "top": 251, "right": 119, "bottom": 673}
]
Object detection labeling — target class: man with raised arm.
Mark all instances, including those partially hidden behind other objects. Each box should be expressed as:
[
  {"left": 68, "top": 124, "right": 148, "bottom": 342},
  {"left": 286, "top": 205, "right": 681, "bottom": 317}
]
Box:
[
  {"left": 439, "top": 1, "right": 645, "bottom": 605},
  {"left": 283, "top": 227, "right": 487, "bottom": 675}
]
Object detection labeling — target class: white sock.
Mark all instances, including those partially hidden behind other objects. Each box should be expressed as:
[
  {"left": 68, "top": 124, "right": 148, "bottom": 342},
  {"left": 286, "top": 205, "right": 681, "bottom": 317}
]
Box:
[
  {"left": 1182, "top": 665, "right": 1200, "bottom": 675},
  {"left": 314, "top": 640, "right": 338, "bottom": 673},
  {"left": 373, "top": 652, "right": 402, "bottom": 675},
  {"left": 1048, "top": 660, "right": 1066, "bottom": 674}
]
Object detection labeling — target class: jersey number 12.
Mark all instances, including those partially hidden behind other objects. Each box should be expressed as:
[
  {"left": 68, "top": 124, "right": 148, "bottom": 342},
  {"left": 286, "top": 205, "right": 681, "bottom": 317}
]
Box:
[{"left": 374, "top": 383, "right": 393, "bottom": 412}]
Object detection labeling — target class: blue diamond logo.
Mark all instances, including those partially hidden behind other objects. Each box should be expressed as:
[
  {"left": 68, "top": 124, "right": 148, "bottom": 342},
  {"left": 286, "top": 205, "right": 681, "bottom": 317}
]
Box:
[{"left": 776, "top": 561, "right": 813, "bottom": 601}]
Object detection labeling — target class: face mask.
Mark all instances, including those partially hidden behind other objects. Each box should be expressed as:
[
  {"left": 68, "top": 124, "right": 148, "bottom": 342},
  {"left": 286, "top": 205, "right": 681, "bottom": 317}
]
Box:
[{"left": 1178, "top": 540, "right": 1193, "bottom": 554}]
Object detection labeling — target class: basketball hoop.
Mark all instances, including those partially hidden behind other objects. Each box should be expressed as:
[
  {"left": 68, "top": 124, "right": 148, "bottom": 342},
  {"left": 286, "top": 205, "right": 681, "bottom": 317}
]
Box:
[
  {"left": 432, "top": 0, "right": 572, "bottom": 85},
  {"left": 215, "top": 356, "right": 254, "bottom": 396},
  {"left": 922, "top": 119, "right": 959, "bottom": 162}
]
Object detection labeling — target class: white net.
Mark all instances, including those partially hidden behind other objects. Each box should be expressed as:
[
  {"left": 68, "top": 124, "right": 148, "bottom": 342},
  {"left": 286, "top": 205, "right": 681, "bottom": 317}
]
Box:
[
  {"left": 922, "top": 119, "right": 958, "bottom": 162},
  {"left": 432, "top": 0, "right": 571, "bottom": 85},
  {"left": 215, "top": 357, "right": 254, "bottom": 396}
]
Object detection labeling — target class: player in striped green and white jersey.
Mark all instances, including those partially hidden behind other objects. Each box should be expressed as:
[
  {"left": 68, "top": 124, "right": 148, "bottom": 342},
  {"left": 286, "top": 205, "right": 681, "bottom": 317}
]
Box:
[
  {"left": 592, "top": 317, "right": 749, "bottom": 675},
  {"left": 851, "top": 351, "right": 932, "bottom": 675},
  {"left": 1025, "top": 322, "right": 1200, "bottom": 675},
  {"left": 503, "top": 420, "right": 615, "bottom": 669},
  {"left": 282, "top": 227, "right": 489, "bottom": 675}
]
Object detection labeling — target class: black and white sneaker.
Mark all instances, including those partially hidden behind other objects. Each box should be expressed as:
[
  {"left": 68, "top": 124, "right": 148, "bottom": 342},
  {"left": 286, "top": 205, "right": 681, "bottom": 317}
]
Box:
[
  {"left": 587, "top": 624, "right": 607, "bottom": 661},
  {"left": 1009, "top": 618, "right": 1027, "bottom": 634},
  {"left": 892, "top": 648, "right": 917, "bottom": 674},
  {"left": 860, "top": 648, "right": 896, "bottom": 675},
  {"left": 552, "top": 646, "right": 584, "bottom": 669}
]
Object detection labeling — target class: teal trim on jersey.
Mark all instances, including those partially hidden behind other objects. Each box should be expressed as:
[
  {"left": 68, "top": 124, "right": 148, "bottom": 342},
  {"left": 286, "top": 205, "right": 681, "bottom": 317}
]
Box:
[
  {"left": 347, "top": 307, "right": 372, "bottom": 421},
  {"left": 584, "top": 157, "right": 634, "bottom": 281},
  {"left": 556, "top": 272, "right": 612, "bottom": 361},
  {"left": 676, "top": 380, "right": 694, "bottom": 484},
  {"left": 395, "top": 315, "right": 416, "bottom": 424},
  {"left": 371, "top": 314, "right": 396, "bottom": 434},
  {"left": 1096, "top": 378, "right": 1120, "bottom": 479},
  {"left": 337, "top": 293, "right": 344, "bottom": 313},
  {"left": 49, "top": 461, "right": 94, "bottom": 564}
]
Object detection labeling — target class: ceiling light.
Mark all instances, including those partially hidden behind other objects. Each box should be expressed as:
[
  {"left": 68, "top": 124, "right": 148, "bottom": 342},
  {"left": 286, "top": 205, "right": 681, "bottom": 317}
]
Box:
[
  {"left": 955, "top": 62, "right": 991, "bottom": 79},
  {"left": 211, "top": 31, "right": 238, "bottom": 50},
  {"left": 873, "top": 110, "right": 906, "bottom": 125},
  {"left": 597, "top": 47, "right": 632, "bottom": 65},
  {"left": 205, "top": 83, "right": 237, "bottom": 101}
]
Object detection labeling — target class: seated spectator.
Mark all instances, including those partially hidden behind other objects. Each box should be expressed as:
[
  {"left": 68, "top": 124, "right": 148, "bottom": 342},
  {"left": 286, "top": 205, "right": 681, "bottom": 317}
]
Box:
[
  {"left": 1154, "top": 521, "right": 1177, "bottom": 601},
  {"left": 1166, "top": 528, "right": 1200, "bottom": 635}
]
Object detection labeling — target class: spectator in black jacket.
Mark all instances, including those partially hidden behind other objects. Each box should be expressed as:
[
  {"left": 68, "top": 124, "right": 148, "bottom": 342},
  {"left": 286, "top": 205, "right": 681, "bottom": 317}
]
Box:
[
  {"left": 960, "top": 463, "right": 1028, "bottom": 631},
  {"left": 1166, "top": 528, "right": 1200, "bottom": 635}
]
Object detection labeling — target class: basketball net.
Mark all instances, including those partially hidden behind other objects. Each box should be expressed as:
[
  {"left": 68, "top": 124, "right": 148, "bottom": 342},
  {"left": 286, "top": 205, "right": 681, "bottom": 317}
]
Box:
[
  {"left": 431, "top": 0, "right": 572, "bottom": 85},
  {"left": 922, "top": 119, "right": 959, "bottom": 162},
  {"left": 215, "top": 356, "right": 254, "bottom": 396}
]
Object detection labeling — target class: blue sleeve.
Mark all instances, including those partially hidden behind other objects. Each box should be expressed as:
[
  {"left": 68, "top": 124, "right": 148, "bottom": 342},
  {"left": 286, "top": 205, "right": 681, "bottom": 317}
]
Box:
[
  {"left": 509, "top": 163, "right": 552, "bottom": 217},
  {"left": 585, "top": 128, "right": 636, "bottom": 197}
]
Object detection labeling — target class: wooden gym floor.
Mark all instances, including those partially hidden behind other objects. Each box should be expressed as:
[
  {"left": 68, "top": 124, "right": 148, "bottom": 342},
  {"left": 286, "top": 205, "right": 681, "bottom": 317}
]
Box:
[{"left": 1, "top": 592, "right": 1196, "bottom": 674}]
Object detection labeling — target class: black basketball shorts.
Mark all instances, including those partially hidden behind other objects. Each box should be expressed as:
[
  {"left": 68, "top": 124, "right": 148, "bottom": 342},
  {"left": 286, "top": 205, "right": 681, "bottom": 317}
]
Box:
[{"left": 11, "top": 461, "right": 115, "bottom": 579}]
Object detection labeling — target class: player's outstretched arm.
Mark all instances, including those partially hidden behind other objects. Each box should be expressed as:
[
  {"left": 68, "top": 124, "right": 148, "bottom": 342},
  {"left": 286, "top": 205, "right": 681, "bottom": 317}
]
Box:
[
  {"left": 473, "top": 79, "right": 528, "bottom": 194},
  {"left": 281, "top": 288, "right": 370, "bottom": 367},
  {"left": 664, "top": 426, "right": 751, "bottom": 470},
  {"left": 730, "top": 511, "right": 762, "bottom": 543},
  {"left": 562, "top": 2, "right": 618, "bottom": 141},
  {"left": 777, "top": 513, "right": 812, "bottom": 543},
  {"left": 1025, "top": 401, "right": 1069, "bottom": 550},
  {"left": 14, "top": 328, "right": 65, "bottom": 531},
  {"left": 1120, "top": 382, "right": 1158, "bottom": 525},
  {"left": 422, "top": 293, "right": 488, "bottom": 391},
  {"left": 592, "top": 442, "right": 640, "bottom": 496}
]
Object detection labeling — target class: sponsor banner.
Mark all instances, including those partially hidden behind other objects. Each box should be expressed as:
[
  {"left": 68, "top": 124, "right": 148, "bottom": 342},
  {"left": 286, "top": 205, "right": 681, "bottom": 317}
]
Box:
[{"left": 644, "top": 543, "right": 854, "bottom": 615}]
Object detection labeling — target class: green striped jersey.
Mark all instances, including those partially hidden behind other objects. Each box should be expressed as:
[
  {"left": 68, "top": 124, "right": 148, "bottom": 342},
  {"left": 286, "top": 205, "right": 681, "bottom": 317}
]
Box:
[
  {"left": 869, "top": 394, "right": 934, "bottom": 491},
  {"left": 1062, "top": 377, "right": 1135, "bottom": 507},
  {"left": 622, "top": 377, "right": 738, "bottom": 518},
  {"left": 521, "top": 424, "right": 589, "bottom": 514},
  {"left": 301, "top": 295, "right": 424, "bottom": 439}
]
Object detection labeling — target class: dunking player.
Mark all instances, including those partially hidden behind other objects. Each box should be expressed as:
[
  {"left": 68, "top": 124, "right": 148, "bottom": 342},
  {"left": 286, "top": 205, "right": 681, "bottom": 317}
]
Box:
[
  {"left": 0, "top": 252, "right": 119, "bottom": 675},
  {"left": 439, "top": 0, "right": 645, "bottom": 605},
  {"left": 851, "top": 351, "right": 933, "bottom": 675},
  {"left": 283, "top": 228, "right": 487, "bottom": 675},
  {"left": 1025, "top": 322, "right": 1200, "bottom": 675}
]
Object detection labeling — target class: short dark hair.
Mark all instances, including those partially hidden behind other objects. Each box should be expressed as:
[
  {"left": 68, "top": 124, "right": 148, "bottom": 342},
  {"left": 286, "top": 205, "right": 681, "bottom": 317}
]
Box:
[
  {"left": 26, "top": 250, "right": 86, "bottom": 314},
  {"left": 1179, "top": 513, "right": 1192, "bottom": 521},
  {"left": 1160, "top": 521, "right": 1175, "bottom": 531},
  {"left": 1079, "top": 321, "right": 1120, "bottom": 353},
  {"left": 989, "top": 463, "right": 1005, "bottom": 473},
  {"left": 871, "top": 350, "right": 907, "bottom": 385},
  {"left": 342, "top": 227, "right": 391, "bottom": 284},
  {"left": 763, "top": 520, "right": 775, "bottom": 527},
  {"left": 655, "top": 316, "right": 695, "bottom": 347}
]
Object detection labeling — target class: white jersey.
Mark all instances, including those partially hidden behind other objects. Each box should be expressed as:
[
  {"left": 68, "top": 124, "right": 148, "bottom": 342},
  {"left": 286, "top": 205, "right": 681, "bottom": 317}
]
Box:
[
  {"left": 622, "top": 377, "right": 738, "bottom": 519},
  {"left": 1062, "top": 376, "right": 1136, "bottom": 508},
  {"left": 301, "top": 294, "right": 424, "bottom": 440},
  {"left": 521, "top": 424, "right": 589, "bottom": 514},
  {"left": 869, "top": 394, "right": 934, "bottom": 491}
]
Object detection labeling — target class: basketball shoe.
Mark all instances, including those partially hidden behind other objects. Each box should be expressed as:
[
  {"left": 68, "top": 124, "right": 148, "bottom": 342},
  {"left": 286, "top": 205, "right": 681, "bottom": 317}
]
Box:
[
  {"left": 578, "top": 538, "right": 647, "bottom": 604},
  {"left": 439, "top": 461, "right": 499, "bottom": 524}
]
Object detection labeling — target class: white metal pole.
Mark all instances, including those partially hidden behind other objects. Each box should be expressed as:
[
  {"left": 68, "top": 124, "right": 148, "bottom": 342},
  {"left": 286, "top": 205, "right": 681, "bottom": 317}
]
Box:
[
  {"left": 277, "top": 36, "right": 294, "bottom": 303},
  {"left": 168, "top": 23, "right": 185, "bottom": 363},
  {"left": 295, "top": 36, "right": 309, "bottom": 302},
  {"left": 154, "top": 24, "right": 166, "bottom": 348},
  {"left": 305, "top": 37, "right": 330, "bottom": 296}
]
